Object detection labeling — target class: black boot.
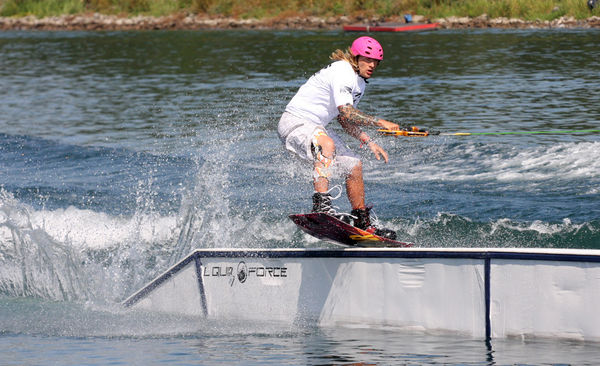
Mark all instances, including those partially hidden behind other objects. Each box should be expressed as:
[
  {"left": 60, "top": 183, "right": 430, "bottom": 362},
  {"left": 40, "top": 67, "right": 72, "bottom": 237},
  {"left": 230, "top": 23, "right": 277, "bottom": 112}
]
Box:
[
  {"left": 312, "top": 192, "right": 333, "bottom": 214},
  {"left": 312, "top": 193, "right": 352, "bottom": 223},
  {"left": 351, "top": 207, "right": 397, "bottom": 240}
]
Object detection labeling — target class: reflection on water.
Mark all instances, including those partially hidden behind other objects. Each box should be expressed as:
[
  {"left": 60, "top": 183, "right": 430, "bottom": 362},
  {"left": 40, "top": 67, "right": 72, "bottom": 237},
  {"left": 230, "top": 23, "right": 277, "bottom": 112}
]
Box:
[{"left": 2, "top": 297, "right": 599, "bottom": 365}]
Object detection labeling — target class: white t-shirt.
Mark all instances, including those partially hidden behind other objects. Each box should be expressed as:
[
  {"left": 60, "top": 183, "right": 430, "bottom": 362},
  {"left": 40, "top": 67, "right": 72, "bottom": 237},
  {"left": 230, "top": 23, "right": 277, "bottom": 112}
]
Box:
[{"left": 285, "top": 60, "right": 366, "bottom": 127}]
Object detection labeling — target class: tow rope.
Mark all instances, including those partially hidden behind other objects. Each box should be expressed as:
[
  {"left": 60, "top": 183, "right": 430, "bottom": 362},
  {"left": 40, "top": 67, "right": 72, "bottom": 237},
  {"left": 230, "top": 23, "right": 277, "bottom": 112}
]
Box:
[{"left": 378, "top": 128, "right": 600, "bottom": 137}]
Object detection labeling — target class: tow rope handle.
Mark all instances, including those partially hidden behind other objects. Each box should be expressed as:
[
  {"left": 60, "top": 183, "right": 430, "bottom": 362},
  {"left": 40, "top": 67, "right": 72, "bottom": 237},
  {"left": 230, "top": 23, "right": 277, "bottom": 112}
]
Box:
[{"left": 378, "top": 127, "right": 440, "bottom": 137}]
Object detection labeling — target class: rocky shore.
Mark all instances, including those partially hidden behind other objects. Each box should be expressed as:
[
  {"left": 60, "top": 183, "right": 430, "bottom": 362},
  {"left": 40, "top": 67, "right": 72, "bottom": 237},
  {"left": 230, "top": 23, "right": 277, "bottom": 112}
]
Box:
[{"left": 1, "top": 12, "right": 599, "bottom": 31}]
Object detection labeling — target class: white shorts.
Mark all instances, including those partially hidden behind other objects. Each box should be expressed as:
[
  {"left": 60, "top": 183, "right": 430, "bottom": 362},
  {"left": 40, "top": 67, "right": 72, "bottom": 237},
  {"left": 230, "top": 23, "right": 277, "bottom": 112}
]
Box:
[{"left": 277, "top": 111, "right": 360, "bottom": 177}]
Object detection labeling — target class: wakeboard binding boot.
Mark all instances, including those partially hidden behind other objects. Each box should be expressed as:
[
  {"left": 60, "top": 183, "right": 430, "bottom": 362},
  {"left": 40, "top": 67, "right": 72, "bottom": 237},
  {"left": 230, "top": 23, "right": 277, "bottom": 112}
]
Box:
[
  {"left": 312, "top": 192, "right": 352, "bottom": 223},
  {"left": 351, "top": 207, "right": 397, "bottom": 240},
  {"left": 312, "top": 192, "right": 332, "bottom": 213}
]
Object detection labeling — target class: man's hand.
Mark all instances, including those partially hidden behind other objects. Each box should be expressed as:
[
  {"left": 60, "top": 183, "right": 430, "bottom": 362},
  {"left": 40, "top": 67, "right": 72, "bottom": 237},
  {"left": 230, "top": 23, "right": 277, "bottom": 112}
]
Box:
[
  {"left": 377, "top": 119, "right": 399, "bottom": 131},
  {"left": 367, "top": 141, "right": 389, "bottom": 163}
]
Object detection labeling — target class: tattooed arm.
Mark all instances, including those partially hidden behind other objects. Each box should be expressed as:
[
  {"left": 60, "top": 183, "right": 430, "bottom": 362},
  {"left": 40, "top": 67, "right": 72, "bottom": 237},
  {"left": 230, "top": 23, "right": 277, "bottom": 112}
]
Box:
[
  {"left": 337, "top": 104, "right": 399, "bottom": 131},
  {"left": 337, "top": 104, "right": 396, "bottom": 163},
  {"left": 337, "top": 115, "right": 366, "bottom": 141},
  {"left": 337, "top": 104, "right": 378, "bottom": 126}
]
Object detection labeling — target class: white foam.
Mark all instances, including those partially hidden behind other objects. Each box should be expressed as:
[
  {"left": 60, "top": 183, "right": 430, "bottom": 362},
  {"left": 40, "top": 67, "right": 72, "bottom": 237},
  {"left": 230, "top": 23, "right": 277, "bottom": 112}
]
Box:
[
  {"left": 0, "top": 189, "right": 178, "bottom": 250},
  {"left": 29, "top": 207, "right": 178, "bottom": 249},
  {"left": 489, "top": 218, "right": 582, "bottom": 236},
  {"left": 369, "top": 141, "right": 600, "bottom": 184}
]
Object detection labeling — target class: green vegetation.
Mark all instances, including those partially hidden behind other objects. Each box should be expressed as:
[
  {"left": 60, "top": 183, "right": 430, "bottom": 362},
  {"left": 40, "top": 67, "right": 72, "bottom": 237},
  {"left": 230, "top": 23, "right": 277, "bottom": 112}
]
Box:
[
  {"left": 1, "top": 0, "right": 84, "bottom": 16},
  {"left": 0, "top": 0, "right": 597, "bottom": 19}
]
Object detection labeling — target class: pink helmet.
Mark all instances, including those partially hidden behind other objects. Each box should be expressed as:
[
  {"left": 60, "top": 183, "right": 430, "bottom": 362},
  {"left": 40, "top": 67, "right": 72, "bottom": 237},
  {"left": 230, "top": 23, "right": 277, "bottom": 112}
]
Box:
[{"left": 350, "top": 36, "right": 383, "bottom": 61}]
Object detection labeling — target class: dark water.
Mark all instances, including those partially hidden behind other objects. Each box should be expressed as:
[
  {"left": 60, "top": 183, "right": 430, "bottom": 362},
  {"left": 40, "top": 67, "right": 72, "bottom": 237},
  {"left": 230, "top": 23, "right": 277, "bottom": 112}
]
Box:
[{"left": 1, "top": 29, "right": 600, "bottom": 364}]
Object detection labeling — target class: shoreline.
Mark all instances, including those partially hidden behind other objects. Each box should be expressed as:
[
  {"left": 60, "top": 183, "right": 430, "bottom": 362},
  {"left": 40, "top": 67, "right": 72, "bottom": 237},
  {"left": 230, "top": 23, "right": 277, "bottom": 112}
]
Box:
[{"left": 1, "top": 13, "right": 600, "bottom": 31}]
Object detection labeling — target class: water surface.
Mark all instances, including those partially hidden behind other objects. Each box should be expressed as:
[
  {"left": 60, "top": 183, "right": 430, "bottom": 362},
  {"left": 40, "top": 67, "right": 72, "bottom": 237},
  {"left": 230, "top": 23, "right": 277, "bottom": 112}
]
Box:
[{"left": 1, "top": 29, "right": 599, "bottom": 364}]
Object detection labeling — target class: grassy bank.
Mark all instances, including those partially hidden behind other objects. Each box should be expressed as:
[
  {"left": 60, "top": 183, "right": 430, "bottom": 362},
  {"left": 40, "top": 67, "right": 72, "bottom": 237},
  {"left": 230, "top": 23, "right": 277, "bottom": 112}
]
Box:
[{"left": 0, "top": 0, "right": 597, "bottom": 20}]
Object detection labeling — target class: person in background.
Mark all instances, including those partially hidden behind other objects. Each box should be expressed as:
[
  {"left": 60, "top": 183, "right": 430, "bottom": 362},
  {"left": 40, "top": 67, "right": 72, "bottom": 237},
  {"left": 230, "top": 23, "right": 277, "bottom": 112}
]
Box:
[{"left": 278, "top": 36, "right": 401, "bottom": 239}]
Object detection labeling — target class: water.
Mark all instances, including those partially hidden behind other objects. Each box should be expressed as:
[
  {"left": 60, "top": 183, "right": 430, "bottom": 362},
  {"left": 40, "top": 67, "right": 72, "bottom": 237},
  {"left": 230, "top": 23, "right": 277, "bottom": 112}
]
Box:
[{"left": 1, "top": 29, "right": 600, "bottom": 364}]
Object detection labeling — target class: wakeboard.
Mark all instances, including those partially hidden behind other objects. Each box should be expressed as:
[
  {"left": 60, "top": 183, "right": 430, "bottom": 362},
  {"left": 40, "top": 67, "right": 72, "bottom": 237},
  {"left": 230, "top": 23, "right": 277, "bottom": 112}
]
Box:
[{"left": 289, "top": 212, "right": 413, "bottom": 248}]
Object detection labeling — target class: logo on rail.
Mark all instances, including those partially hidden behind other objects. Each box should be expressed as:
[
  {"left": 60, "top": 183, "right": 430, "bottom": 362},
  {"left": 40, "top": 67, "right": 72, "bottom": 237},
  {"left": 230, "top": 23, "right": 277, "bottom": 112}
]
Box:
[{"left": 202, "top": 261, "right": 288, "bottom": 286}]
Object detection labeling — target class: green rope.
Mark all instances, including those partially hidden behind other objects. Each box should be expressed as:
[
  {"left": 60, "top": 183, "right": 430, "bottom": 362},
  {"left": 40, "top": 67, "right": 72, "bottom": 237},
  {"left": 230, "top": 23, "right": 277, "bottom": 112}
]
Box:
[{"left": 443, "top": 129, "right": 600, "bottom": 136}]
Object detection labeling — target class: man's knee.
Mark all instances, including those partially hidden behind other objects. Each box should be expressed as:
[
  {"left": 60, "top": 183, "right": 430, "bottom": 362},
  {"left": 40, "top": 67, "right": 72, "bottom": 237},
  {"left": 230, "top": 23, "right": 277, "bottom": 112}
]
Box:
[
  {"left": 313, "top": 131, "right": 335, "bottom": 155},
  {"left": 311, "top": 131, "right": 336, "bottom": 180}
]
